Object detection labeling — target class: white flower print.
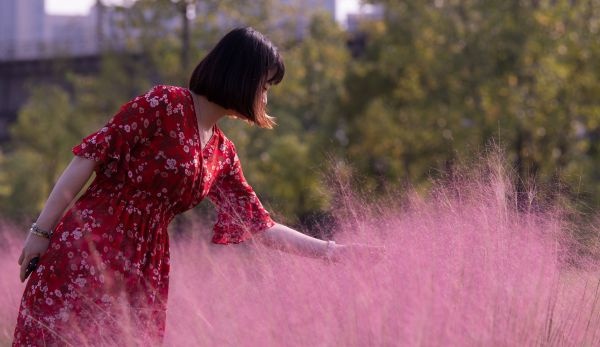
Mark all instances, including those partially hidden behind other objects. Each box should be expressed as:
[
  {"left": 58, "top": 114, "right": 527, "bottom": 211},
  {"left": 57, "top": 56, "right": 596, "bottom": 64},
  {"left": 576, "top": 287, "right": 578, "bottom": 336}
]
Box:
[
  {"left": 74, "top": 277, "right": 87, "bottom": 288},
  {"left": 72, "top": 230, "right": 82, "bottom": 240},
  {"left": 166, "top": 158, "right": 176, "bottom": 170},
  {"left": 101, "top": 294, "right": 112, "bottom": 303},
  {"left": 59, "top": 308, "right": 69, "bottom": 322}
]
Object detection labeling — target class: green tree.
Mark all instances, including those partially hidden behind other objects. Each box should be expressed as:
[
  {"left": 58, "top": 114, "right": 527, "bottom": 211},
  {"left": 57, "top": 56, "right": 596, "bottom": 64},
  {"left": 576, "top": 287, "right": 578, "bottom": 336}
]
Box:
[{"left": 0, "top": 85, "right": 86, "bottom": 220}]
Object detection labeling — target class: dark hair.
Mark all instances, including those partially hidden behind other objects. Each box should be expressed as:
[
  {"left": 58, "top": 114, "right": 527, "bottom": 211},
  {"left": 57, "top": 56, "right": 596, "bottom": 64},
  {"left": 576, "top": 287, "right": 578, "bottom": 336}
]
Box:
[{"left": 188, "top": 27, "right": 285, "bottom": 129}]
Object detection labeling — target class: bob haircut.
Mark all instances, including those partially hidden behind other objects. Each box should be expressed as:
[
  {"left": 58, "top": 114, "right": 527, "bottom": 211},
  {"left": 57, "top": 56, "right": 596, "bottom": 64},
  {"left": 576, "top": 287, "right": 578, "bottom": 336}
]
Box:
[{"left": 188, "top": 27, "right": 285, "bottom": 129}]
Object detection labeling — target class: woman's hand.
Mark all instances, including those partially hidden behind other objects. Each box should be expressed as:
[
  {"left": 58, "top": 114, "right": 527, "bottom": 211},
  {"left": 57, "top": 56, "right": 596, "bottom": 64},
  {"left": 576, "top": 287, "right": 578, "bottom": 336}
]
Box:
[
  {"left": 329, "top": 243, "right": 387, "bottom": 264},
  {"left": 17, "top": 233, "right": 50, "bottom": 283}
]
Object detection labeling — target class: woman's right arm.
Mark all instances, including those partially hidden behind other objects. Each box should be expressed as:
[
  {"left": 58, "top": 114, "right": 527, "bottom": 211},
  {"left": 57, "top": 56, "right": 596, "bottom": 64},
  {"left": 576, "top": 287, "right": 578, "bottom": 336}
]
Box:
[
  {"left": 33, "top": 156, "right": 97, "bottom": 233},
  {"left": 17, "top": 156, "right": 96, "bottom": 282}
]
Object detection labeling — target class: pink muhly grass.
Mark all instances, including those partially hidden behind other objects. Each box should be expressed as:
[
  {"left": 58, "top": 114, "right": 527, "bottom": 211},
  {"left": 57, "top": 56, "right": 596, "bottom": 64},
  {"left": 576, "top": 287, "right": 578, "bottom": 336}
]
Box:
[{"left": 0, "top": 152, "right": 598, "bottom": 346}]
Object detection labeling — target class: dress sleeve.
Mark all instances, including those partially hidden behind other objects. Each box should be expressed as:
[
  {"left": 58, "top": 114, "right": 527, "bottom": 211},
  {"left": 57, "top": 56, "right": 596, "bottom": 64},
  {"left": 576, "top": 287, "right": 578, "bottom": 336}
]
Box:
[
  {"left": 207, "top": 142, "right": 276, "bottom": 245},
  {"left": 72, "top": 85, "right": 165, "bottom": 176}
]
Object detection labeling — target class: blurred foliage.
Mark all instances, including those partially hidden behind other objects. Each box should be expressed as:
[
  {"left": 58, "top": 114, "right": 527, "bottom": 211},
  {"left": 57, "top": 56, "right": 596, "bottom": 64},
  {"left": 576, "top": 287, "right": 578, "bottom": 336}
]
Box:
[
  {"left": 4, "top": 0, "right": 600, "bottom": 234},
  {"left": 0, "top": 85, "right": 86, "bottom": 221},
  {"left": 348, "top": 0, "right": 600, "bottom": 210}
]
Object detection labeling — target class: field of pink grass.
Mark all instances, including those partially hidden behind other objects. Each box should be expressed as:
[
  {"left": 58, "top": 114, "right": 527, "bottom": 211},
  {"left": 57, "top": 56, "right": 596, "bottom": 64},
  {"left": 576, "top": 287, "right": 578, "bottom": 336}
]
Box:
[{"left": 1, "top": 156, "right": 599, "bottom": 346}]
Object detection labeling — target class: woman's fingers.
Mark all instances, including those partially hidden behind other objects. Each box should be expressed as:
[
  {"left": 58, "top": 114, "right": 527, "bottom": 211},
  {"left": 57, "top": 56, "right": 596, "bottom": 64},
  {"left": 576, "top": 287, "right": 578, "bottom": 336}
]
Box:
[
  {"left": 19, "top": 254, "right": 38, "bottom": 283},
  {"left": 17, "top": 234, "right": 51, "bottom": 282},
  {"left": 19, "top": 255, "right": 32, "bottom": 283},
  {"left": 19, "top": 256, "right": 28, "bottom": 283}
]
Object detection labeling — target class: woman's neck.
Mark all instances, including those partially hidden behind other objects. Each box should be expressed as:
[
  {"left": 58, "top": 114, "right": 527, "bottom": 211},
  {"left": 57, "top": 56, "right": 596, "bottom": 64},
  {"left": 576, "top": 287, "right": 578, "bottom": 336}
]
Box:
[{"left": 192, "top": 93, "right": 229, "bottom": 131}]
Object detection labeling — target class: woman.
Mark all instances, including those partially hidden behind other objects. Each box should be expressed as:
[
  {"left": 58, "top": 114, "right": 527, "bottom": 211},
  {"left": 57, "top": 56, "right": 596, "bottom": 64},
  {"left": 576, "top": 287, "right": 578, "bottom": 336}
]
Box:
[{"left": 13, "top": 27, "right": 383, "bottom": 346}]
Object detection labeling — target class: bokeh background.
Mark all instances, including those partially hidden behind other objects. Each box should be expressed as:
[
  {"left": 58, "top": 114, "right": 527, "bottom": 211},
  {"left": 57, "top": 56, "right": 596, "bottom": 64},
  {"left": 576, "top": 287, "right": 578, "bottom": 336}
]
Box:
[
  {"left": 3, "top": 1, "right": 600, "bottom": 345},
  {"left": 0, "top": 1, "right": 599, "bottom": 233},
  {"left": 3, "top": 1, "right": 600, "bottom": 253}
]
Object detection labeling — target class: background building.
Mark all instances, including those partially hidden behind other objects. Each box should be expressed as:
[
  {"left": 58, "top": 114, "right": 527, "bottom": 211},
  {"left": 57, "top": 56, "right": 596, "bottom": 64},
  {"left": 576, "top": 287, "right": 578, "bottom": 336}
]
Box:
[
  {"left": 0, "top": 0, "right": 46, "bottom": 60},
  {"left": 0, "top": 0, "right": 379, "bottom": 61}
]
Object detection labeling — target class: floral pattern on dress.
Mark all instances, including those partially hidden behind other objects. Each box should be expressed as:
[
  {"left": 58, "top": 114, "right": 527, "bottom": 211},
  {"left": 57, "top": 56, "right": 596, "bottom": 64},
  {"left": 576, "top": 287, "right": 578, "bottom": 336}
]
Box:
[{"left": 12, "top": 85, "right": 275, "bottom": 346}]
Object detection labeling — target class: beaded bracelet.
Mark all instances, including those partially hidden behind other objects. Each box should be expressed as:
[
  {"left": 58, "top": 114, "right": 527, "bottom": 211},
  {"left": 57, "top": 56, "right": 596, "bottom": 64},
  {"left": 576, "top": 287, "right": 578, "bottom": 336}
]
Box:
[
  {"left": 325, "top": 240, "right": 336, "bottom": 261},
  {"left": 30, "top": 223, "right": 52, "bottom": 239}
]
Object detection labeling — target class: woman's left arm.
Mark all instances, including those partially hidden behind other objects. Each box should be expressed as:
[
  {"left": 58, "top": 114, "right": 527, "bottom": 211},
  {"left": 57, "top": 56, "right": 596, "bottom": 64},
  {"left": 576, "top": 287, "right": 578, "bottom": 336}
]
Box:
[
  {"left": 256, "top": 223, "right": 387, "bottom": 263},
  {"left": 255, "top": 222, "right": 336, "bottom": 260},
  {"left": 208, "top": 141, "right": 385, "bottom": 262}
]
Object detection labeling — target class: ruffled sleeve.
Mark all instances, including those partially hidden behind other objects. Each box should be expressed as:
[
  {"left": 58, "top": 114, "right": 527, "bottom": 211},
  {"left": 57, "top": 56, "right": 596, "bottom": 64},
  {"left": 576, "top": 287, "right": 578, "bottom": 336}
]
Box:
[
  {"left": 72, "top": 85, "right": 166, "bottom": 176},
  {"left": 207, "top": 141, "right": 275, "bottom": 244}
]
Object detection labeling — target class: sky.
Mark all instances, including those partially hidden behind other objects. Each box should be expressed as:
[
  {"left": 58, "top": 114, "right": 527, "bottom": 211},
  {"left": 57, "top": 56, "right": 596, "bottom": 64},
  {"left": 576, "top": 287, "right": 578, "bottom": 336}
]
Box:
[
  {"left": 45, "top": 0, "right": 121, "bottom": 15},
  {"left": 45, "top": 0, "right": 361, "bottom": 23}
]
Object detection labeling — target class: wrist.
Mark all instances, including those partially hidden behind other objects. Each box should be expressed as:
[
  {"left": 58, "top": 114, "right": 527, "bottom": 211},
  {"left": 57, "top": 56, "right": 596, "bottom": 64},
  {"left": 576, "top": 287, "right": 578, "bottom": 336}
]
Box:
[
  {"left": 30, "top": 222, "right": 52, "bottom": 239},
  {"left": 34, "top": 219, "right": 54, "bottom": 233}
]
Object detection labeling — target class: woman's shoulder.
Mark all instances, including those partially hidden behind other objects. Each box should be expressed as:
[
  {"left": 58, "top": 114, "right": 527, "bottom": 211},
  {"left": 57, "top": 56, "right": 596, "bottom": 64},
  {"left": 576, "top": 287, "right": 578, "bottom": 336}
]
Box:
[
  {"left": 140, "top": 84, "right": 195, "bottom": 119},
  {"left": 147, "top": 84, "right": 191, "bottom": 103},
  {"left": 151, "top": 84, "right": 188, "bottom": 94}
]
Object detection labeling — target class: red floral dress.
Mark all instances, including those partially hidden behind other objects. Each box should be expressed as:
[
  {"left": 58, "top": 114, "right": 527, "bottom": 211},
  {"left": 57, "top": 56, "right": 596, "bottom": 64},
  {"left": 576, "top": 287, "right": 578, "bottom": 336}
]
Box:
[{"left": 12, "top": 85, "right": 276, "bottom": 346}]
